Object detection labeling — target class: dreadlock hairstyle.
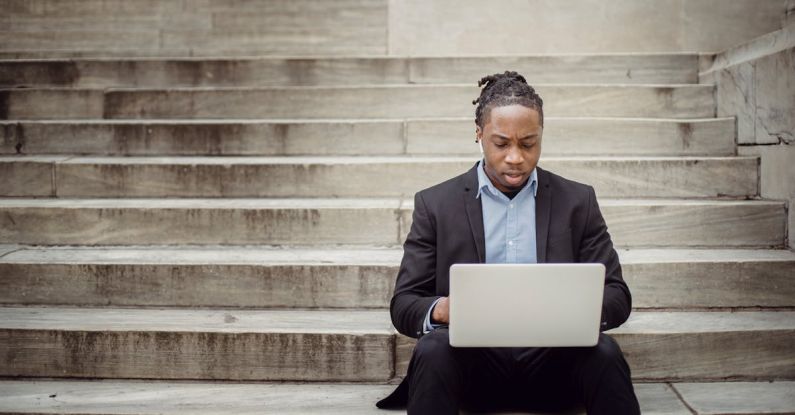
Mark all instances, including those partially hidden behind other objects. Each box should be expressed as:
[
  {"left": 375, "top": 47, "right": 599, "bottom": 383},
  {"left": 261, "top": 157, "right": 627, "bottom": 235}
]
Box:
[{"left": 472, "top": 71, "right": 544, "bottom": 129}]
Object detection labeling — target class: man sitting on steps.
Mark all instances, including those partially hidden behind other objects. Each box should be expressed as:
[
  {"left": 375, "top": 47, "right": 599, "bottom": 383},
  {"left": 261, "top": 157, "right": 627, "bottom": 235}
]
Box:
[{"left": 376, "top": 71, "right": 641, "bottom": 414}]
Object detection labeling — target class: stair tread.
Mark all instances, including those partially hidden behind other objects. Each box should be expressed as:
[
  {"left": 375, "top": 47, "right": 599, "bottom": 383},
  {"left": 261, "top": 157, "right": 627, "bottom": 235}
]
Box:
[
  {"left": 1, "top": 307, "right": 793, "bottom": 334},
  {"left": 2, "top": 246, "right": 794, "bottom": 265},
  {"left": 0, "top": 198, "right": 783, "bottom": 208}
]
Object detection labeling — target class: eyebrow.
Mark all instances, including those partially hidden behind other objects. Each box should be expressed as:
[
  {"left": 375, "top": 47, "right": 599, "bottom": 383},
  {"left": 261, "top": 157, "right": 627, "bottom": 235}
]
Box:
[{"left": 491, "top": 133, "right": 538, "bottom": 140}]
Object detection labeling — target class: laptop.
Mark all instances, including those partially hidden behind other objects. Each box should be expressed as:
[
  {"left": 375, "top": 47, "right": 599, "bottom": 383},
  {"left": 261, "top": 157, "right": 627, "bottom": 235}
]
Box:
[{"left": 448, "top": 263, "right": 605, "bottom": 347}]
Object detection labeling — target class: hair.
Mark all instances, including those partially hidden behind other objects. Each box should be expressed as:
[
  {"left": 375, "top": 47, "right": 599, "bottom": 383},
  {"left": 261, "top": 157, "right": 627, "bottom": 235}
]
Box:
[{"left": 472, "top": 71, "right": 544, "bottom": 128}]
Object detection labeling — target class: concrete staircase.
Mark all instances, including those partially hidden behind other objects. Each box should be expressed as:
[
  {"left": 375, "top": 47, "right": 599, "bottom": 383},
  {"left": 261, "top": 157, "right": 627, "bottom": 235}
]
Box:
[{"left": 1, "top": 8, "right": 795, "bottom": 415}]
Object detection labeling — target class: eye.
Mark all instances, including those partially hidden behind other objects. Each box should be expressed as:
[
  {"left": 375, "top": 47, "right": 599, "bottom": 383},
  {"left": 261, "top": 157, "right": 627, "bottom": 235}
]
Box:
[
  {"left": 522, "top": 143, "right": 535, "bottom": 149},
  {"left": 495, "top": 143, "right": 508, "bottom": 149}
]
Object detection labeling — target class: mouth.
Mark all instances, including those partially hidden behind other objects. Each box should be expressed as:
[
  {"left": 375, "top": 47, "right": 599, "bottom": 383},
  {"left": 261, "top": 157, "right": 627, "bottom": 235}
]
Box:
[{"left": 503, "top": 172, "right": 526, "bottom": 186}]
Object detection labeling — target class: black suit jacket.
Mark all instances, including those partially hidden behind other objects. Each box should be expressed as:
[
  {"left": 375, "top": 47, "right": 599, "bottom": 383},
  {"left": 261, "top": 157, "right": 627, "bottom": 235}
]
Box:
[
  {"left": 391, "top": 163, "right": 631, "bottom": 338},
  {"left": 377, "top": 163, "right": 632, "bottom": 409}
]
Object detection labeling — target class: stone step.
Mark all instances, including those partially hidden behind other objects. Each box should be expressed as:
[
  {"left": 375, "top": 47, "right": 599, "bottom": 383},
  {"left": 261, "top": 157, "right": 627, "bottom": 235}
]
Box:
[
  {"left": 0, "top": 118, "right": 737, "bottom": 157},
  {"left": 1, "top": 247, "right": 793, "bottom": 309},
  {"left": 0, "top": 198, "right": 785, "bottom": 248},
  {"left": 0, "top": 307, "right": 793, "bottom": 381},
  {"left": 0, "top": 155, "right": 759, "bottom": 198},
  {"left": 0, "top": 84, "right": 716, "bottom": 119},
  {"left": 395, "top": 312, "right": 795, "bottom": 382},
  {"left": 12, "top": 380, "right": 794, "bottom": 415},
  {"left": 0, "top": 381, "right": 792, "bottom": 415},
  {"left": 0, "top": 54, "right": 699, "bottom": 88}
]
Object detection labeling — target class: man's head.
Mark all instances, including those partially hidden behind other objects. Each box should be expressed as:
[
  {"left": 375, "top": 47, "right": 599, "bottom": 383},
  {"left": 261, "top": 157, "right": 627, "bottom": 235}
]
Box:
[{"left": 473, "top": 71, "right": 544, "bottom": 193}]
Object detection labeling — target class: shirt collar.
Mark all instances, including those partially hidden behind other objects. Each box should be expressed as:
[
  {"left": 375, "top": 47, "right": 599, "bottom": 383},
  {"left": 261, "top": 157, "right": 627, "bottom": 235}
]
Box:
[{"left": 476, "top": 159, "right": 538, "bottom": 199}]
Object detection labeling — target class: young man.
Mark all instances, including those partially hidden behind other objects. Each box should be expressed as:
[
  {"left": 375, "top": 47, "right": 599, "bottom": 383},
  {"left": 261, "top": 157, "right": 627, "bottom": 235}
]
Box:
[{"left": 376, "top": 71, "right": 640, "bottom": 414}]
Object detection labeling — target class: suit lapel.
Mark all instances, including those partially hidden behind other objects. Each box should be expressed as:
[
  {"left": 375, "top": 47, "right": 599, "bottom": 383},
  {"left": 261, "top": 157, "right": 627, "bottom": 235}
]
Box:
[
  {"left": 462, "top": 164, "right": 486, "bottom": 263},
  {"left": 535, "top": 167, "right": 552, "bottom": 263}
]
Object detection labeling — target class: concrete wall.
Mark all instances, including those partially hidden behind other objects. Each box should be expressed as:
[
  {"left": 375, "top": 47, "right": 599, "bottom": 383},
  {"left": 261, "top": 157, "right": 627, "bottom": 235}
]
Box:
[
  {"left": 702, "top": 23, "right": 795, "bottom": 248},
  {"left": 387, "top": 0, "right": 791, "bottom": 56},
  {"left": 0, "top": 0, "right": 389, "bottom": 57},
  {"left": 0, "top": 0, "right": 791, "bottom": 57}
]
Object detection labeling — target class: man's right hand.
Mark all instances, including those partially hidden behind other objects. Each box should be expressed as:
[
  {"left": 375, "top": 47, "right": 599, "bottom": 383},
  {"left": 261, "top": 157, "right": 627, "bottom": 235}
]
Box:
[{"left": 431, "top": 296, "right": 450, "bottom": 324}]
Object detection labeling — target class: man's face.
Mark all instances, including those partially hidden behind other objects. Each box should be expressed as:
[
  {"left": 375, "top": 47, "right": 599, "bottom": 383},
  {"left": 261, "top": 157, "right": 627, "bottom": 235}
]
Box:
[{"left": 476, "top": 104, "right": 543, "bottom": 193}]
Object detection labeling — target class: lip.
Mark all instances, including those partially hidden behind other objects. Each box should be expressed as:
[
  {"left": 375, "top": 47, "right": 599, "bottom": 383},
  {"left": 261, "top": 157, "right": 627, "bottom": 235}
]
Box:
[{"left": 503, "top": 172, "right": 526, "bottom": 186}]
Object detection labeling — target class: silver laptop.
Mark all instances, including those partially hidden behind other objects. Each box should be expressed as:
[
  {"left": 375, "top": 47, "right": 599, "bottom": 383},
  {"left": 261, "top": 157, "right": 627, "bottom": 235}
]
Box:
[{"left": 448, "top": 263, "right": 605, "bottom": 347}]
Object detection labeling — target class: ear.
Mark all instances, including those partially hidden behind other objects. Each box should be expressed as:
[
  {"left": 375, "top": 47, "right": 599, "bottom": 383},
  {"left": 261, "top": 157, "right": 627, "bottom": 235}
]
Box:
[{"left": 475, "top": 125, "right": 483, "bottom": 142}]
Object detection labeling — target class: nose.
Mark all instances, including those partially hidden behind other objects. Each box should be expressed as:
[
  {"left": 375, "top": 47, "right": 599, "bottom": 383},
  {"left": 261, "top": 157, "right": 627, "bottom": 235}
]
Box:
[{"left": 505, "top": 145, "right": 524, "bottom": 164}]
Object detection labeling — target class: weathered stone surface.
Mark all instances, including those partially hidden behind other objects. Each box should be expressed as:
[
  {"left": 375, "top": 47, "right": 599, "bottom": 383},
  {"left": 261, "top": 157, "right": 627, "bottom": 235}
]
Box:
[
  {"left": 0, "top": 247, "right": 400, "bottom": 308},
  {"left": 674, "top": 381, "right": 795, "bottom": 414},
  {"left": 714, "top": 46, "right": 795, "bottom": 145},
  {"left": 0, "top": 0, "right": 388, "bottom": 56},
  {"left": 739, "top": 144, "right": 795, "bottom": 249},
  {"left": 0, "top": 198, "right": 785, "bottom": 247},
  {"left": 2, "top": 308, "right": 794, "bottom": 381},
  {"left": 754, "top": 48, "right": 795, "bottom": 145},
  {"left": 0, "top": 89, "right": 104, "bottom": 120},
  {"left": 397, "top": 312, "right": 795, "bottom": 381},
  {"left": 620, "top": 248, "right": 795, "bottom": 308},
  {"left": 42, "top": 156, "right": 758, "bottom": 198},
  {"left": 400, "top": 199, "right": 786, "bottom": 248},
  {"left": 0, "top": 307, "right": 394, "bottom": 381},
  {"left": 407, "top": 117, "right": 736, "bottom": 157},
  {"left": 3, "top": 247, "right": 792, "bottom": 309},
  {"left": 0, "top": 198, "right": 402, "bottom": 246},
  {"left": 0, "top": 380, "right": 697, "bottom": 414},
  {"left": 388, "top": 0, "right": 786, "bottom": 55},
  {"left": 0, "top": 118, "right": 736, "bottom": 157},
  {"left": 99, "top": 85, "right": 715, "bottom": 119},
  {"left": 0, "top": 120, "right": 406, "bottom": 156},
  {"left": 0, "top": 54, "right": 698, "bottom": 88},
  {"left": 0, "top": 156, "right": 62, "bottom": 196}
]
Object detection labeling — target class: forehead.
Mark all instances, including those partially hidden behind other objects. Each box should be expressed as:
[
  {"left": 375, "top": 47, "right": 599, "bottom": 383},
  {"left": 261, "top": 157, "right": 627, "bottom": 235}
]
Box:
[{"left": 483, "top": 104, "right": 541, "bottom": 132}]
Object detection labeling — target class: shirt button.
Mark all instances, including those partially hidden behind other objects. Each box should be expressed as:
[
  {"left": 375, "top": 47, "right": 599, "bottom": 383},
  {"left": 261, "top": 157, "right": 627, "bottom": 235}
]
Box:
[
  {"left": 508, "top": 241, "right": 514, "bottom": 245},
  {"left": 509, "top": 204, "right": 514, "bottom": 208}
]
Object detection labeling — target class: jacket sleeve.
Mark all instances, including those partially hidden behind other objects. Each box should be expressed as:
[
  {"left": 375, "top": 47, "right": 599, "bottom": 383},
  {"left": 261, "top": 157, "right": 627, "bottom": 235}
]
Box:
[
  {"left": 390, "top": 191, "right": 442, "bottom": 338},
  {"left": 580, "top": 186, "right": 632, "bottom": 331}
]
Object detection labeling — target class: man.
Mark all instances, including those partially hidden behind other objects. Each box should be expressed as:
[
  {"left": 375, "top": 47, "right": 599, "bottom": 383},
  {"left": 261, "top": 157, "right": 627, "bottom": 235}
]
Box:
[{"left": 376, "top": 71, "right": 640, "bottom": 414}]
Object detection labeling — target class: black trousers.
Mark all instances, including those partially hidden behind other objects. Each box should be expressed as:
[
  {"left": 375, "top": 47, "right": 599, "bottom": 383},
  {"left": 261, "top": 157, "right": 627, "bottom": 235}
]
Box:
[{"left": 406, "top": 329, "right": 640, "bottom": 415}]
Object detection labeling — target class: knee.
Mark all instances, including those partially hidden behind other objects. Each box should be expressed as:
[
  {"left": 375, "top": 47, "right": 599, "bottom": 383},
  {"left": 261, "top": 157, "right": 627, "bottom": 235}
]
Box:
[
  {"left": 413, "top": 328, "right": 454, "bottom": 364},
  {"left": 585, "top": 333, "right": 626, "bottom": 366}
]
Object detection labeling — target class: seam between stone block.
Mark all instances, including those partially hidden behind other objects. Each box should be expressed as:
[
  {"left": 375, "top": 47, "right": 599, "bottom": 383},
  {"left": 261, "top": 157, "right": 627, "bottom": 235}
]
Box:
[{"left": 667, "top": 382, "right": 698, "bottom": 415}]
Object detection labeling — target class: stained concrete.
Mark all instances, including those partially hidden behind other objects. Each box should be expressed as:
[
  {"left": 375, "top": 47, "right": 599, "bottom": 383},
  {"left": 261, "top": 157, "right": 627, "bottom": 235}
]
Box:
[
  {"left": 674, "top": 381, "right": 795, "bottom": 414},
  {"left": 395, "top": 312, "right": 795, "bottom": 381},
  {"left": 0, "top": 84, "right": 713, "bottom": 120},
  {"left": 399, "top": 198, "right": 786, "bottom": 248},
  {"left": 0, "top": 198, "right": 786, "bottom": 247},
  {"left": 34, "top": 155, "right": 759, "bottom": 198},
  {"left": 1, "top": 117, "right": 736, "bottom": 157},
  {"left": 1, "top": 247, "right": 793, "bottom": 309},
  {"left": 387, "top": 0, "right": 787, "bottom": 55},
  {"left": 0, "top": 54, "right": 698, "bottom": 88},
  {"left": 0, "top": 380, "right": 699, "bottom": 414},
  {"left": 0, "top": 0, "right": 388, "bottom": 56},
  {"left": 1, "top": 307, "right": 794, "bottom": 381}
]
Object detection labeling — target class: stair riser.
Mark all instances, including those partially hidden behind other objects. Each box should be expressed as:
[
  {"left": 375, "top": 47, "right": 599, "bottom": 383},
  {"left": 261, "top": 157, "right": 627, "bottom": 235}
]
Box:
[
  {"left": 395, "top": 332, "right": 795, "bottom": 382},
  {"left": 0, "top": 330, "right": 393, "bottom": 381},
  {"left": 0, "top": 55, "right": 698, "bottom": 88},
  {"left": 0, "top": 118, "right": 736, "bottom": 157},
  {"left": 0, "top": 203, "right": 785, "bottom": 247},
  {"left": 1, "top": 328, "right": 791, "bottom": 381},
  {"left": 1, "top": 158, "right": 759, "bottom": 199},
  {"left": 0, "top": 85, "right": 716, "bottom": 119},
  {"left": 2, "top": 261, "right": 793, "bottom": 309}
]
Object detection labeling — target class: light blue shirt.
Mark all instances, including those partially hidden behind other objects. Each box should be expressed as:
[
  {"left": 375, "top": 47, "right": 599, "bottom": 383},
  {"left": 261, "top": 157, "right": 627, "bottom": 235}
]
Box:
[{"left": 424, "top": 160, "right": 539, "bottom": 332}]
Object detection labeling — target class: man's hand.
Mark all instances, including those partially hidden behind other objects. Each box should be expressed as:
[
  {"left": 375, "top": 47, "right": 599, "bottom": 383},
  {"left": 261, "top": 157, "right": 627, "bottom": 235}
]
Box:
[{"left": 431, "top": 296, "right": 450, "bottom": 324}]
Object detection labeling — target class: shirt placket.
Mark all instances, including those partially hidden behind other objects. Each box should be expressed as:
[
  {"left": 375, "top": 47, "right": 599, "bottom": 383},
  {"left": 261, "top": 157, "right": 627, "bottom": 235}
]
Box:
[{"left": 506, "top": 196, "right": 517, "bottom": 263}]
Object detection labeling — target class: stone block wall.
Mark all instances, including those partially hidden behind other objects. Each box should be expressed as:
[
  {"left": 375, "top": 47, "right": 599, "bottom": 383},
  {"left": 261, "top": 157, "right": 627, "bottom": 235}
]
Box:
[
  {"left": 0, "top": 0, "right": 792, "bottom": 57},
  {"left": 701, "top": 23, "right": 795, "bottom": 248}
]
